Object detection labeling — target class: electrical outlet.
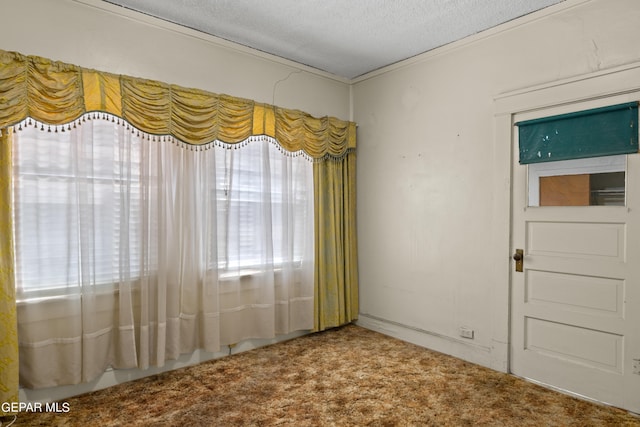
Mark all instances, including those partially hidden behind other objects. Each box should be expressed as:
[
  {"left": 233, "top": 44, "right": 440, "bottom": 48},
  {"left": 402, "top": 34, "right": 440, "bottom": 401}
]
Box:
[
  {"left": 459, "top": 327, "right": 474, "bottom": 339},
  {"left": 633, "top": 359, "right": 640, "bottom": 375}
]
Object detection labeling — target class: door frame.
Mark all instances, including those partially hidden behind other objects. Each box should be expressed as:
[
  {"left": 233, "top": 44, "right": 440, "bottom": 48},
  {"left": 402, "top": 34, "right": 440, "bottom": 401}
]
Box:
[{"left": 491, "top": 61, "right": 640, "bottom": 379}]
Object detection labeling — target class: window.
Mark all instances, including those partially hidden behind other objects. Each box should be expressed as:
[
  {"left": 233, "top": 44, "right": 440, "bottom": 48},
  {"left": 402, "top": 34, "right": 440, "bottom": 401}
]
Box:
[
  {"left": 12, "top": 117, "right": 313, "bottom": 299},
  {"left": 517, "top": 102, "right": 637, "bottom": 208},
  {"left": 214, "top": 141, "right": 312, "bottom": 271},
  {"left": 12, "top": 119, "right": 148, "bottom": 297},
  {"left": 527, "top": 155, "right": 626, "bottom": 207}
]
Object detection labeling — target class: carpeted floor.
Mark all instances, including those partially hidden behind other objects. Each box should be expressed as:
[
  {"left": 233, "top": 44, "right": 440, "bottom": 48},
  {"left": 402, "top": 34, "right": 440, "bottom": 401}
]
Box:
[{"left": 5, "top": 324, "right": 640, "bottom": 426}]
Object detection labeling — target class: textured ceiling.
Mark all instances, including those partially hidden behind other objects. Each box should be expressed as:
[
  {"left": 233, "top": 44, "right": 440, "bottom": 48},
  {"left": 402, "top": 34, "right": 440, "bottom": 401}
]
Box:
[{"left": 103, "top": 0, "right": 565, "bottom": 80}]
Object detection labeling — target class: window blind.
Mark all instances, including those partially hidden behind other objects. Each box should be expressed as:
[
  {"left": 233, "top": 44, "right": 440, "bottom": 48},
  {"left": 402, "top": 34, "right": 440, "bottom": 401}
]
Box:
[{"left": 516, "top": 102, "right": 639, "bottom": 164}]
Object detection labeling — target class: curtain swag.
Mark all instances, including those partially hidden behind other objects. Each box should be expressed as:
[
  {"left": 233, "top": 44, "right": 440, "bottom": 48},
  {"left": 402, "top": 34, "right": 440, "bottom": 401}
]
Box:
[{"left": 0, "top": 49, "right": 356, "bottom": 159}]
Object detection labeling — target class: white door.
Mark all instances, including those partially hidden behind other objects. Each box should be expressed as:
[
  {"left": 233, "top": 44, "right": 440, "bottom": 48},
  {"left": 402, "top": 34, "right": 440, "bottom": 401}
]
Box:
[{"left": 510, "top": 105, "right": 640, "bottom": 413}]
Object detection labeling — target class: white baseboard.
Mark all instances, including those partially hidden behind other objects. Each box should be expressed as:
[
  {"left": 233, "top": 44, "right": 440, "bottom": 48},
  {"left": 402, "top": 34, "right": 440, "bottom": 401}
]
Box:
[
  {"left": 356, "top": 314, "right": 497, "bottom": 370},
  {"left": 19, "top": 329, "right": 310, "bottom": 404}
]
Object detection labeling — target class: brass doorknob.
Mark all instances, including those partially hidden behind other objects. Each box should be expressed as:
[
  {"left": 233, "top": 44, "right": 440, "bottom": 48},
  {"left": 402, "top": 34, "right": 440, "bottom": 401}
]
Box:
[{"left": 513, "top": 249, "right": 524, "bottom": 272}]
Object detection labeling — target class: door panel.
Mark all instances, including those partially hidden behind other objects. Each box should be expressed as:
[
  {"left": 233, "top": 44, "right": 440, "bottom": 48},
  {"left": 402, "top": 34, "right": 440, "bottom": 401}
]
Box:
[
  {"left": 526, "top": 270, "right": 623, "bottom": 316},
  {"left": 527, "top": 221, "right": 625, "bottom": 261},
  {"left": 524, "top": 317, "right": 623, "bottom": 373}
]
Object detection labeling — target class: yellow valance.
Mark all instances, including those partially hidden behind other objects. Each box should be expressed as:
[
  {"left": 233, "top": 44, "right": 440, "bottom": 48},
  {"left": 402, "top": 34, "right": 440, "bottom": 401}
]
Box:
[{"left": 0, "top": 50, "right": 355, "bottom": 159}]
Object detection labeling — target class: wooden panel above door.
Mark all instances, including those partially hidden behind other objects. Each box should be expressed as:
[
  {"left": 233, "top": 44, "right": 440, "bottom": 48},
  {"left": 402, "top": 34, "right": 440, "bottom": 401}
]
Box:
[{"left": 539, "top": 174, "right": 590, "bottom": 206}]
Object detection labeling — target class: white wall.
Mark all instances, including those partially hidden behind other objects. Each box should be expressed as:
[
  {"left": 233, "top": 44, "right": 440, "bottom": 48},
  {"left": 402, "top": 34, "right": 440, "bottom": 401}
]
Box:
[
  {"left": 0, "top": 0, "right": 352, "bottom": 402},
  {"left": 354, "top": 0, "right": 640, "bottom": 370}
]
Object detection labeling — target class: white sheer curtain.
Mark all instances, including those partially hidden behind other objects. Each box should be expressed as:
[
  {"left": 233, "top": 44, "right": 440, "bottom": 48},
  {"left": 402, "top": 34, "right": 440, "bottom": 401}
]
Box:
[{"left": 12, "top": 116, "right": 314, "bottom": 388}]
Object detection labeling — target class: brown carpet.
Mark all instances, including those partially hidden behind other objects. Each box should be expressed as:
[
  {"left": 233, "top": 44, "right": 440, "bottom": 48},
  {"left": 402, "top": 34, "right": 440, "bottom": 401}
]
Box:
[{"left": 5, "top": 324, "right": 640, "bottom": 426}]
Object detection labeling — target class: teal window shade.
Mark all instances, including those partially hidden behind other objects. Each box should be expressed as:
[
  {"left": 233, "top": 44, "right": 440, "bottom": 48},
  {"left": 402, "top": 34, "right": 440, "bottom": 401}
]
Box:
[{"left": 516, "top": 102, "right": 638, "bottom": 164}]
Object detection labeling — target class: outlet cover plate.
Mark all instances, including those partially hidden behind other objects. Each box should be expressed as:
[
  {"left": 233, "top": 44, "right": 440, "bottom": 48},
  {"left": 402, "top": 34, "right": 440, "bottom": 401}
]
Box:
[{"left": 459, "top": 327, "right": 474, "bottom": 339}]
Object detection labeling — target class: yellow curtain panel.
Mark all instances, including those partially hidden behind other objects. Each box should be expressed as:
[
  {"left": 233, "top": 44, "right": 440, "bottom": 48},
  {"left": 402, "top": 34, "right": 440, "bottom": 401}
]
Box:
[
  {"left": 0, "top": 129, "right": 18, "bottom": 413},
  {"left": 313, "top": 154, "right": 359, "bottom": 331},
  {"left": 0, "top": 49, "right": 358, "bottom": 396}
]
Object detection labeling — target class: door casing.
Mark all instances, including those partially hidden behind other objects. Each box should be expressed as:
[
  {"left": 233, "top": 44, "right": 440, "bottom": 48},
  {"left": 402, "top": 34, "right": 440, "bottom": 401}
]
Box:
[{"left": 494, "top": 62, "right": 640, "bottom": 412}]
